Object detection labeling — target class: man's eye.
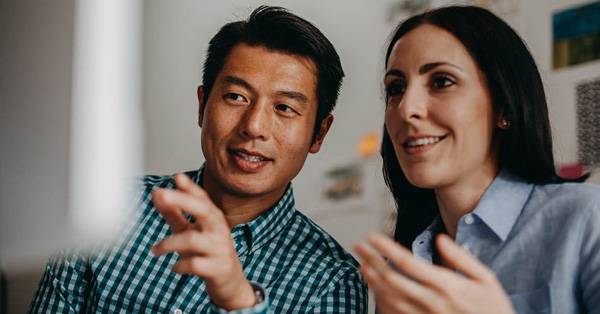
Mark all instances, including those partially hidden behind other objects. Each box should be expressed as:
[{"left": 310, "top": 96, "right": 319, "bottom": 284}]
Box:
[
  {"left": 275, "top": 104, "right": 296, "bottom": 114},
  {"left": 431, "top": 75, "right": 455, "bottom": 89},
  {"left": 224, "top": 93, "right": 247, "bottom": 103}
]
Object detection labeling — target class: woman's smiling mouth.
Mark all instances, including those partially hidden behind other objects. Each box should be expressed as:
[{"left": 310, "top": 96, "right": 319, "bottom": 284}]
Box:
[{"left": 402, "top": 135, "right": 447, "bottom": 155}]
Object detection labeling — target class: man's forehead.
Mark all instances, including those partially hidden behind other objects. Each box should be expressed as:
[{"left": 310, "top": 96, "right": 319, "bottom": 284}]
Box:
[
  {"left": 217, "top": 43, "right": 318, "bottom": 98},
  {"left": 223, "top": 44, "right": 316, "bottom": 74}
]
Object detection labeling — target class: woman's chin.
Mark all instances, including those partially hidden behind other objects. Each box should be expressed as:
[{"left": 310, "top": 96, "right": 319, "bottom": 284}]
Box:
[{"left": 402, "top": 167, "right": 445, "bottom": 190}]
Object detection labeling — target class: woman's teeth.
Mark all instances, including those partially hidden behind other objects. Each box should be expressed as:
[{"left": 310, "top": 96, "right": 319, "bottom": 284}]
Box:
[{"left": 406, "top": 137, "right": 442, "bottom": 147}]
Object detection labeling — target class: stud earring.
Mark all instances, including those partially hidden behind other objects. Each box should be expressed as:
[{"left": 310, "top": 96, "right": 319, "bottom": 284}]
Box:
[{"left": 499, "top": 119, "right": 511, "bottom": 129}]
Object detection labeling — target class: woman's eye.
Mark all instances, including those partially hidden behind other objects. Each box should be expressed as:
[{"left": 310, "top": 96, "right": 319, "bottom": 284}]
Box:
[
  {"left": 385, "top": 82, "right": 406, "bottom": 97},
  {"left": 275, "top": 104, "right": 296, "bottom": 114},
  {"left": 431, "top": 75, "right": 455, "bottom": 89},
  {"left": 224, "top": 93, "right": 247, "bottom": 103}
]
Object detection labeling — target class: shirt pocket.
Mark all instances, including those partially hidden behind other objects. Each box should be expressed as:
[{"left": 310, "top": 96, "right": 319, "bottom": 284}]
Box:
[{"left": 508, "top": 283, "right": 551, "bottom": 314}]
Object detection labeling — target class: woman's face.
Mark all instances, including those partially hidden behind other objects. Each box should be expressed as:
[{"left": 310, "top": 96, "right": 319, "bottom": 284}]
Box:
[{"left": 384, "top": 24, "right": 499, "bottom": 190}]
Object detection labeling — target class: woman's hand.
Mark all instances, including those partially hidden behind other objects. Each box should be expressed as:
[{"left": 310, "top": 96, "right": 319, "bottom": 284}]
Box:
[{"left": 355, "top": 233, "right": 514, "bottom": 314}]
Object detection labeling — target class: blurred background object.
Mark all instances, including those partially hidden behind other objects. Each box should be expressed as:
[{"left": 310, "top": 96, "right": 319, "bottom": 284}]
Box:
[
  {"left": 1, "top": 0, "right": 599, "bottom": 313},
  {"left": 1, "top": 0, "right": 143, "bottom": 312}
]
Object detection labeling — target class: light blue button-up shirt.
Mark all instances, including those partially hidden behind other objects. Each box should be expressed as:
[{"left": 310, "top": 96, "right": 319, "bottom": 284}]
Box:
[{"left": 412, "top": 170, "right": 600, "bottom": 313}]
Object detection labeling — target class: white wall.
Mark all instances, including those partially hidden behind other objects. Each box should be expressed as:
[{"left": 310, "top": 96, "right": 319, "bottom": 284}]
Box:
[
  {"left": 1, "top": 0, "right": 75, "bottom": 312},
  {"left": 515, "top": 0, "right": 600, "bottom": 166}
]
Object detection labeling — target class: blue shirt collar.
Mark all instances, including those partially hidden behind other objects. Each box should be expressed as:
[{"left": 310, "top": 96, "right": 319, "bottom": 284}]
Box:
[
  {"left": 471, "top": 168, "right": 534, "bottom": 241},
  {"left": 414, "top": 168, "right": 534, "bottom": 254}
]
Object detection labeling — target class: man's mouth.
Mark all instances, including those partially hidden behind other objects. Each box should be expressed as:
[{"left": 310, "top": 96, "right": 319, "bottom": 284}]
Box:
[
  {"left": 229, "top": 148, "right": 272, "bottom": 162},
  {"left": 228, "top": 148, "right": 273, "bottom": 172}
]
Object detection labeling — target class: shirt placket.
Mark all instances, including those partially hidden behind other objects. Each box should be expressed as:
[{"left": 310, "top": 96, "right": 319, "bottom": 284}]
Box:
[{"left": 455, "top": 213, "right": 478, "bottom": 256}]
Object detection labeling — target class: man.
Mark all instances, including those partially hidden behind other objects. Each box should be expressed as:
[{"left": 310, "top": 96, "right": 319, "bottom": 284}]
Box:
[{"left": 30, "top": 6, "right": 367, "bottom": 313}]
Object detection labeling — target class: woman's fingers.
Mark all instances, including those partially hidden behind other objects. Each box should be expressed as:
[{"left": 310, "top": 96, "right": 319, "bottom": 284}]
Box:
[
  {"left": 355, "top": 241, "right": 439, "bottom": 312},
  {"left": 367, "top": 233, "right": 453, "bottom": 288},
  {"left": 436, "top": 234, "right": 496, "bottom": 283}
]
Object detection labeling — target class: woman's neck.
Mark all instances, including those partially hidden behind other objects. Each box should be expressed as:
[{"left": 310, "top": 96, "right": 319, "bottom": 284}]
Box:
[{"left": 434, "top": 166, "right": 498, "bottom": 238}]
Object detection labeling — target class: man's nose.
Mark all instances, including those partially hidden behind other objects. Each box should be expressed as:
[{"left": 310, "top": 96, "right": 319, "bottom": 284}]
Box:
[{"left": 238, "top": 102, "right": 271, "bottom": 141}]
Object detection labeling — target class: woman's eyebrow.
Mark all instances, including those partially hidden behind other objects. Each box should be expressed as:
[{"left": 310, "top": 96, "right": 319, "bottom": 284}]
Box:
[
  {"left": 384, "top": 69, "right": 404, "bottom": 79},
  {"left": 418, "top": 62, "right": 465, "bottom": 74}
]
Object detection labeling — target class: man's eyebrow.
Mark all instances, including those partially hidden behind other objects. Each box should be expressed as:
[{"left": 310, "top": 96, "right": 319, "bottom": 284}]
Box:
[
  {"left": 275, "top": 91, "right": 309, "bottom": 104},
  {"left": 223, "top": 75, "right": 308, "bottom": 104},
  {"left": 418, "top": 62, "right": 464, "bottom": 74},
  {"left": 223, "top": 75, "right": 254, "bottom": 91}
]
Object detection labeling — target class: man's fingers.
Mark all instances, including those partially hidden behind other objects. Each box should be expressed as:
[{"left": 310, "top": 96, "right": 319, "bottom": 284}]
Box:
[
  {"left": 174, "top": 173, "right": 208, "bottom": 198},
  {"left": 152, "top": 189, "right": 190, "bottom": 233},
  {"left": 152, "top": 229, "right": 213, "bottom": 256},
  {"left": 152, "top": 188, "right": 222, "bottom": 231},
  {"left": 172, "top": 256, "right": 212, "bottom": 277},
  {"left": 367, "top": 233, "right": 450, "bottom": 288},
  {"left": 436, "top": 234, "right": 495, "bottom": 282}
]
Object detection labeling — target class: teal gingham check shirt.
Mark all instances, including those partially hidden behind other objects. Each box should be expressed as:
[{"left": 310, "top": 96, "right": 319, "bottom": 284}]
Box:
[{"left": 30, "top": 167, "right": 367, "bottom": 313}]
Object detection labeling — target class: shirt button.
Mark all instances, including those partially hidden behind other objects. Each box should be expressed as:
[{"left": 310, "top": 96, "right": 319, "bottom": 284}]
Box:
[
  {"left": 462, "top": 244, "right": 471, "bottom": 252},
  {"left": 174, "top": 309, "right": 182, "bottom": 314},
  {"left": 464, "top": 214, "right": 474, "bottom": 225}
]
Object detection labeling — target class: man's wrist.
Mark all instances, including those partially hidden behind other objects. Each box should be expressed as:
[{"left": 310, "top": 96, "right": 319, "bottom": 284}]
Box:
[
  {"left": 211, "top": 280, "right": 256, "bottom": 310},
  {"left": 210, "top": 282, "right": 268, "bottom": 314}
]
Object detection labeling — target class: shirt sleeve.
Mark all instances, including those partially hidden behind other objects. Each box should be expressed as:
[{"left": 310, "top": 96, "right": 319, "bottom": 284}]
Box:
[
  {"left": 307, "top": 269, "right": 368, "bottom": 314},
  {"left": 580, "top": 200, "right": 600, "bottom": 314},
  {"left": 29, "top": 252, "right": 91, "bottom": 313}
]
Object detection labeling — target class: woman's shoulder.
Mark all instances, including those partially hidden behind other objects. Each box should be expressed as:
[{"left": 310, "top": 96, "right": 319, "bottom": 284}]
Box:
[
  {"left": 535, "top": 181, "right": 600, "bottom": 201},
  {"left": 529, "top": 181, "right": 600, "bottom": 219}
]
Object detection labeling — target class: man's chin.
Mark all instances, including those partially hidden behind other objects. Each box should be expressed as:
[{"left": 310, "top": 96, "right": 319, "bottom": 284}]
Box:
[{"left": 224, "top": 182, "right": 277, "bottom": 198}]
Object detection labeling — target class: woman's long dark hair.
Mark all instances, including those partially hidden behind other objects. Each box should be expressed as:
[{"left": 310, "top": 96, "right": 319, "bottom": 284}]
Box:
[{"left": 382, "top": 6, "right": 586, "bottom": 249}]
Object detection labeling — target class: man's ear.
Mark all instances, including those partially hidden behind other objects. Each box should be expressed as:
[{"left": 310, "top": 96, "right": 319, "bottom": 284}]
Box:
[
  {"left": 197, "top": 86, "right": 205, "bottom": 128},
  {"left": 309, "top": 114, "right": 334, "bottom": 154}
]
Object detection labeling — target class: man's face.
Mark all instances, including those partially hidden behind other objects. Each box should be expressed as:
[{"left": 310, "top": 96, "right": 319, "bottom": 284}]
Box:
[{"left": 198, "top": 43, "right": 331, "bottom": 198}]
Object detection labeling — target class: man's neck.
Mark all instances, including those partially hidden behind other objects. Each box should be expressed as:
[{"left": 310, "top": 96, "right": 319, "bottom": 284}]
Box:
[{"left": 201, "top": 170, "right": 288, "bottom": 228}]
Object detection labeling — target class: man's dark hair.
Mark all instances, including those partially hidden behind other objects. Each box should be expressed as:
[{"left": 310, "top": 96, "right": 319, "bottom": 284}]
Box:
[
  {"left": 202, "top": 6, "right": 344, "bottom": 140},
  {"left": 380, "top": 6, "right": 588, "bottom": 249}
]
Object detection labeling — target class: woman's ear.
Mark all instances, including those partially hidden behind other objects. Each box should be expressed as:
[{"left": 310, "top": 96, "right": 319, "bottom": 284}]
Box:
[{"left": 496, "top": 112, "right": 511, "bottom": 130}]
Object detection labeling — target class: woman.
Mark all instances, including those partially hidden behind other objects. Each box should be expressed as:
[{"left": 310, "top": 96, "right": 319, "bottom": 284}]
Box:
[{"left": 355, "top": 6, "right": 600, "bottom": 314}]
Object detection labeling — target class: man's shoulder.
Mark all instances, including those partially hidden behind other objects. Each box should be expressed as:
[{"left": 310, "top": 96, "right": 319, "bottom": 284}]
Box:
[
  {"left": 139, "top": 170, "right": 197, "bottom": 189},
  {"left": 137, "top": 170, "right": 198, "bottom": 200}
]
